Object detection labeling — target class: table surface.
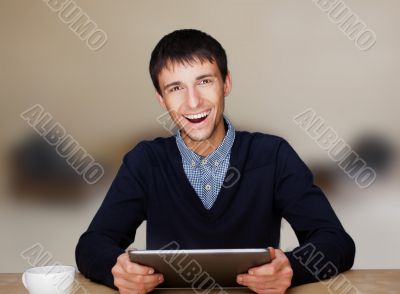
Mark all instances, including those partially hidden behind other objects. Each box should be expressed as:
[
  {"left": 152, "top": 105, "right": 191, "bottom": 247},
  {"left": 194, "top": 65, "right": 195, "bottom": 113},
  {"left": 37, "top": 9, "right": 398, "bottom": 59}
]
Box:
[{"left": 1, "top": 270, "right": 399, "bottom": 294}]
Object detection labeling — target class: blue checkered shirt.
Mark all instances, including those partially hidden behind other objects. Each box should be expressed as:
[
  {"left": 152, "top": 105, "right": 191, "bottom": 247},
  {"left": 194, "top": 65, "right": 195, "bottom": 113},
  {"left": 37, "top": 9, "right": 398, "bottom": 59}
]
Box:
[{"left": 175, "top": 117, "right": 235, "bottom": 210}]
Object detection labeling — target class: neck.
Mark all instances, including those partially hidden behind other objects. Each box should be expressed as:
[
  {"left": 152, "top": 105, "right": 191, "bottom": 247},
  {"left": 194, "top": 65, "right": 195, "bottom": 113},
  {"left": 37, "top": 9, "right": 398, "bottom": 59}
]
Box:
[{"left": 182, "top": 119, "right": 226, "bottom": 157}]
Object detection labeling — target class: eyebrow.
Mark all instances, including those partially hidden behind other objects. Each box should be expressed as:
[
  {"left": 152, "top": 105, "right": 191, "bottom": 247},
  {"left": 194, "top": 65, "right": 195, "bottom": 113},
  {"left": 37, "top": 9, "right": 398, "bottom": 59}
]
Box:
[{"left": 162, "top": 74, "right": 217, "bottom": 91}]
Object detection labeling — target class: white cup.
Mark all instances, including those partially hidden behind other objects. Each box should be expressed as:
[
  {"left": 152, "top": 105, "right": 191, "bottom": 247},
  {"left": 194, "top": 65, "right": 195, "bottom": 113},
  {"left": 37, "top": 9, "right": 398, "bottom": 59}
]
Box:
[{"left": 22, "top": 265, "right": 76, "bottom": 294}]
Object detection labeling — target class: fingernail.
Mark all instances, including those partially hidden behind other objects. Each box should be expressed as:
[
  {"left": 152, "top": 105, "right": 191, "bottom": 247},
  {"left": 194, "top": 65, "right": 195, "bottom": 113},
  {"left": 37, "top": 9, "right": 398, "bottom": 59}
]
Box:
[
  {"left": 237, "top": 276, "right": 242, "bottom": 282},
  {"left": 159, "top": 275, "right": 164, "bottom": 282},
  {"left": 249, "top": 270, "right": 254, "bottom": 275},
  {"left": 148, "top": 269, "right": 154, "bottom": 274}
]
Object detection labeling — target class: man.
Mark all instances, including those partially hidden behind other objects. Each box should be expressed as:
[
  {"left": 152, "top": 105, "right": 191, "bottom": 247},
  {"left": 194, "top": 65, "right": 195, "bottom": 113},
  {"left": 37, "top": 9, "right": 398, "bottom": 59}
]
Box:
[{"left": 76, "top": 29, "right": 355, "bottom": 294}]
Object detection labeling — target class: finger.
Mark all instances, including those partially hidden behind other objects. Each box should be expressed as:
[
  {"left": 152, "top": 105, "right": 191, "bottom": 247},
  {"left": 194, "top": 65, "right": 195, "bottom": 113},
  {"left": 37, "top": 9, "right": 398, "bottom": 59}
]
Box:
[
  {"left": 274, "top": 248, "right": 288, "bottom": 259},
  {"left": 145, "top": 276, "right": 164, "bottom": 290},
  {"left": 114, "top": 276, "right": 146, "bottom": 292},
  {"left": 117, "top": 252, "right": 131, "bottom": 265},
  {"left": 115, "top": 274, "right": 164, "bottom": 291},
  {"left": 143, "top": 276, "right": 164, "bottom": 293},
  {"left": 242, "top": 280, "right": 281, "bottom": 291},
  {"left": 239, "top": 273, "right": 293, "bottom": 292},
  {"left": 126, "top": 262, "right": 155, "bottom": 275},
  {"left": 238, "top": 275, "right": 291, "bottom": 292},
  {"left": 237, "top": 273, "right": 278, "bottom": 284},
  {"left": 248, "top": 261, "right": 281, "bottom": 276},
  {"left": 133, "top": 273, "right": 164, "bottom": 285},
  {"left": 118, "top": 253, "right": 156, "bottom": 275},
  {"left": 122, "top": 273, "right": 163, "bottom": 285},
  {"left": 248, "top": 250, "right": 287, "bottom": 276}
]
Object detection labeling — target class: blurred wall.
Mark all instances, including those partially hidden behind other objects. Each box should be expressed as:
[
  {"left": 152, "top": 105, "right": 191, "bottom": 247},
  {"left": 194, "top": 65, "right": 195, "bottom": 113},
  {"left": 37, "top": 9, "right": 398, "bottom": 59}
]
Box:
[{"left": 1, "top": 0, "right": 399, "bottom": 272}]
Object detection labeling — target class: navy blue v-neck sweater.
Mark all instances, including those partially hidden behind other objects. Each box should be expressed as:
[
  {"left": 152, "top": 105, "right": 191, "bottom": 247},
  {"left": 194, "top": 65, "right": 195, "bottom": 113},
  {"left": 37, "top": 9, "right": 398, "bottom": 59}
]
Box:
[{"left": 76, "top": 131, "right": 355, "bottom": 288}]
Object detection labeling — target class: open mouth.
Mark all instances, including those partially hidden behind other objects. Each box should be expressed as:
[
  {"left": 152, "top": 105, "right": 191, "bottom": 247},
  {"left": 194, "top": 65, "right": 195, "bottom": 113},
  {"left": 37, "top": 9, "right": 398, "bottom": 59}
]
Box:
[{"left": 183, "top": 110, "right": 211, "bottom": 124}]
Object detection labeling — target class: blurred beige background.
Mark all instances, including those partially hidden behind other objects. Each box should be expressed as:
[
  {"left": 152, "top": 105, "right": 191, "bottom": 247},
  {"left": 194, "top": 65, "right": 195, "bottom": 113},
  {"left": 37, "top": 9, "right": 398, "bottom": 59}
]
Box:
[{"left": 1, "top": 0, "right": 399, "bottom": 272}]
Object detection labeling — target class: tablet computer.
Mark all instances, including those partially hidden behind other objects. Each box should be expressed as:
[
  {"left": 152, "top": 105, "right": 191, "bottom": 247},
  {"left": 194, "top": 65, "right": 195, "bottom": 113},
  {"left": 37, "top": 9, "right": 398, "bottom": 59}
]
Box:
[{"left": 128, "top": 248, "right": 271, "bottom": 289}]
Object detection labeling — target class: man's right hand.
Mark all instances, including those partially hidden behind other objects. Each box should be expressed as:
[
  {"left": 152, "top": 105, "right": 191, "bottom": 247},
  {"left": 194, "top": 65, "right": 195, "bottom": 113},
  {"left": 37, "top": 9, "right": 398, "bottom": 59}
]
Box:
[{"left": 112, "top": 252, "right": 164, "bottom": 294}]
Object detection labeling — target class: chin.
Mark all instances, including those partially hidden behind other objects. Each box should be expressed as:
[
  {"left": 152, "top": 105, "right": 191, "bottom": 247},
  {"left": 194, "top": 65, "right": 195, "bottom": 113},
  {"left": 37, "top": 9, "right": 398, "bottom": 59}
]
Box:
[{"left": 185, "top": 129, "right": 213, "bottom": 143}]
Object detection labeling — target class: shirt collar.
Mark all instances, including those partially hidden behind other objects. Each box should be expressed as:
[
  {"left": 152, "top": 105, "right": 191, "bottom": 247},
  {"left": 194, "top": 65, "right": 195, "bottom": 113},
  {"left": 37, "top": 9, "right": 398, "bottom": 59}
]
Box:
[{"left": 175, "top": 116, "right": 235, "bottom": 169}]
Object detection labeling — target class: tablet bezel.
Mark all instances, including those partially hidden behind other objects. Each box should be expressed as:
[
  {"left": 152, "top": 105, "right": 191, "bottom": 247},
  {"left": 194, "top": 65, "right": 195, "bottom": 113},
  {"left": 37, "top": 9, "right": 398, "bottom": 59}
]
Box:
[{"left": 127, "top": 248, "right": 271, "bottom": 289}]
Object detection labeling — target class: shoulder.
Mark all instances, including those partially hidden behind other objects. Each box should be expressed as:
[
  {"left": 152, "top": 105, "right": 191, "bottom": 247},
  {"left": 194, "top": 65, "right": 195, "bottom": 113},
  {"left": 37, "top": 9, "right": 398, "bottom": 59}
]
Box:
[
  {"left": 235, "top": 130, "right": 293, "bottom": 156},
  {"left": 234, "top": 131, "right": 297, "bottom": 169},
  {"left": 235, "top": 131, "right": 287, "bottom": 148},
  {"left": 124, "top": 136, "right": 175, "bottom": 164}
]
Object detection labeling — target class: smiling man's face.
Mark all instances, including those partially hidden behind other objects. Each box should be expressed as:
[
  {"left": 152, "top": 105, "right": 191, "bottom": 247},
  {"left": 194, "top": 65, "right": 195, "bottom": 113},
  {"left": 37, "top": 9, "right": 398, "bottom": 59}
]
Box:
[{"left": 156, "top": 59, "right": 231, "bottom": 152}]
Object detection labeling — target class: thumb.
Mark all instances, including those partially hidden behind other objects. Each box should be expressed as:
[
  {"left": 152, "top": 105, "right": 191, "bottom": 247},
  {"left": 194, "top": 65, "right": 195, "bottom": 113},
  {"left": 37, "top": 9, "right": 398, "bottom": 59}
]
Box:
[{"left": 268, "top": 247, "right": 276, "bottom": 260}]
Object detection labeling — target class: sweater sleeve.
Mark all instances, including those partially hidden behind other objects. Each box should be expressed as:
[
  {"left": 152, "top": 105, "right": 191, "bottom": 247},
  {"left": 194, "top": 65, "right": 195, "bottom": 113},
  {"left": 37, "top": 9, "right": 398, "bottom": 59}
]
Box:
[
  {"left": 75, "top": 143, "right": 148, "bottom": 289},
  {"left": 273, "top": 140, "right": 355, "bottom": 287}
]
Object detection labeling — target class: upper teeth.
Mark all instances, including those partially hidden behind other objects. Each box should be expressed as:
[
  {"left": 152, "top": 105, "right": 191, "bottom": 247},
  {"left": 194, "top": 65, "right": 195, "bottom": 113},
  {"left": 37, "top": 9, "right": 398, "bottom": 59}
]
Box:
[{"left": 184, "top": 111, "right": 210, "bottom": 120}]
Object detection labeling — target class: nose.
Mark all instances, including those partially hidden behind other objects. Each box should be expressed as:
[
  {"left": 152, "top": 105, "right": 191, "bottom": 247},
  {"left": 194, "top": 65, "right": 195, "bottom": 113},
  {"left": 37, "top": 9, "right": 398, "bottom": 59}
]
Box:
[{"left": 186, "top": 86, "right": 201, "bottom": 109}]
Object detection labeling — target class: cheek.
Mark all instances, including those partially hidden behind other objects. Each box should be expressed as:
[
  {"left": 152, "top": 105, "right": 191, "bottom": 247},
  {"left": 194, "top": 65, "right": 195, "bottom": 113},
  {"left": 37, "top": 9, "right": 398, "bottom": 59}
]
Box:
[
  {"left": 163, "top": 95, "right": 179, "bottom": 109},
  {"left": 164, "top": 98, "right": 184, "bottom": 118},
  {"left": 198, "top": 86, "right": 224, "bottom": 104}
]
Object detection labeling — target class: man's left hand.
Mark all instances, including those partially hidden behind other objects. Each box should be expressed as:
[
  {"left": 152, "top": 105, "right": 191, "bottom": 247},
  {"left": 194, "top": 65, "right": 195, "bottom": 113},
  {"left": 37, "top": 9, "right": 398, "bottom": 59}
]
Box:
[{"left": 236, "top": 247, "right": 293, "bottom": 294}]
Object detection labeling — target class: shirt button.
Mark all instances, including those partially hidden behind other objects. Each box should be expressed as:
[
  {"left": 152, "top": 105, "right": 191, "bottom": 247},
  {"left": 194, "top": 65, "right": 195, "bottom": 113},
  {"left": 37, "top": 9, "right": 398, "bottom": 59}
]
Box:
[
  {"left": 201, "top": 159, "right": 208, "bottom": 165},
  {"left": 204, "top": 184, "right": 212, "bottom": 191},
  {"left": 214, "top": 161, "right": 219, "bottom": 166},
  {"left": 191, "top": 160, "right": 196, "bottom": 167}
]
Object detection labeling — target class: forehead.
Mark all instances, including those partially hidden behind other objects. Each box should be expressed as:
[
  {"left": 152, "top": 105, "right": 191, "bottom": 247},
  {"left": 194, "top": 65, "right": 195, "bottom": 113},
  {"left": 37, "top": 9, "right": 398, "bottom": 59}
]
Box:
[{"left": 158, "top": 59, "right": 221, "bottom": 82}]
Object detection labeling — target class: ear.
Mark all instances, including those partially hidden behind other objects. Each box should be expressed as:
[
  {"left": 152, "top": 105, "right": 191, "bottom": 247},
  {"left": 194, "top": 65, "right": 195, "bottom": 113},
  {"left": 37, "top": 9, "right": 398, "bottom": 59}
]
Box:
[
  {"left": 156, "top": 90, "right": 167, "bottom": 110},
  {"left": 223, "top": 70, "right": 232, "bottom": 97}
]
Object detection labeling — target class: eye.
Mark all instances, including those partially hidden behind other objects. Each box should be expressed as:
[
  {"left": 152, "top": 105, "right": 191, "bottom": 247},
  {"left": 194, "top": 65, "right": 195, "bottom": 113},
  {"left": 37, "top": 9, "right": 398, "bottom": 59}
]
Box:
[
  {"left": 199, "top": 79, "right": 212, "bottom": 85},
  {"left": 169, "top": 85, "right": 183, "bottom": 92}
]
